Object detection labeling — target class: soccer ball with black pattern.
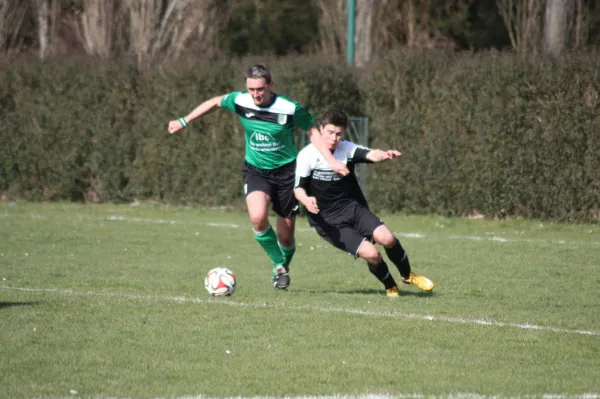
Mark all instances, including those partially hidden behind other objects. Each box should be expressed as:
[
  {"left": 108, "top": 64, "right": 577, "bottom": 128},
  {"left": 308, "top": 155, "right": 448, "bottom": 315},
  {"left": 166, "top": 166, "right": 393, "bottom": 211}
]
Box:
[{"left": 204, "top": 267, "right": 237, "bottom": 296}]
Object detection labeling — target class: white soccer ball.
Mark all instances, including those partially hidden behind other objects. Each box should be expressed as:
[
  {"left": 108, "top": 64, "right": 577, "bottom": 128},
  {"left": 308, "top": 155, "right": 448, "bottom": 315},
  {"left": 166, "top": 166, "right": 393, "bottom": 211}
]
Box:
[{"left": 204, "top": 267, "right": 237, "bottom": 296}]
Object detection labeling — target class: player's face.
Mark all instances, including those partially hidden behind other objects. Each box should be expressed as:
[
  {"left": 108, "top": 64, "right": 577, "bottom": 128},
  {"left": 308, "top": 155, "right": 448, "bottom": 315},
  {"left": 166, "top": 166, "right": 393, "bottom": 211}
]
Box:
[
  {"left": 246, "top": 77, "right": 273, "bottom": 106},
  {"left": 320, "top": 124, "right": 344, "bottom": 151}
]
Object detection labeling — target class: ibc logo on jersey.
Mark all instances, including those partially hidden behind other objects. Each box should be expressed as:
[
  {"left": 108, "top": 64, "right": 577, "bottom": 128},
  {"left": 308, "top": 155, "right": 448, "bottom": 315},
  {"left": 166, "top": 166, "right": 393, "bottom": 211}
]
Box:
[{"left": 251, "top": 131, "right": 271, "bottom": 141}]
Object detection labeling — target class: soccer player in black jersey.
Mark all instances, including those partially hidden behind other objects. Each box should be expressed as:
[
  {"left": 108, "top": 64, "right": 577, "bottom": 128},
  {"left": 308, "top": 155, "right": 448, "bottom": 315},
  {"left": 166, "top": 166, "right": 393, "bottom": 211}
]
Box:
[{"left": 294, "top": 108, "right": 434, "bottom": 296}]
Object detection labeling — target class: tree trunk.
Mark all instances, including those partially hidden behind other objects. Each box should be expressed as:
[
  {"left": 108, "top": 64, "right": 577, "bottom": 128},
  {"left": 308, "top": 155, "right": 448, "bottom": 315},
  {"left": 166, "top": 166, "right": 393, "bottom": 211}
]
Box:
[
  {"left": 543, "top": 0, "right": 574, "bottom": 55},
  {"left": 406, "top": 0, "right": 415, "bottom": 47},
  {"left": 355, "top": 0, "right": 376, "bottom": 67}
]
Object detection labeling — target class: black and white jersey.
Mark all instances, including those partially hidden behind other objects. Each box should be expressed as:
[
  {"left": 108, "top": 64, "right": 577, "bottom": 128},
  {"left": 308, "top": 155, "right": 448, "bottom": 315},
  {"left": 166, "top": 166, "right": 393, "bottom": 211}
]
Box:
[{"left": 295, "top": 141, "right": 372, "bottom": 217}]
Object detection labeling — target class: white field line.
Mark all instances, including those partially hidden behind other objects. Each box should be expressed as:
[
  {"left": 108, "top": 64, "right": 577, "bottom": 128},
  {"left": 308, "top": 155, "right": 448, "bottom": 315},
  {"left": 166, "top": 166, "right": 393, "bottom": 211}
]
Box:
[
  {"left": 447, "top": 235, "right": 577, "bottom": 245},
  {"left": 25, "top": 392, "right": 600, "bottom": 399},
  {"left": 102, "top": 215, "right": 600, "bottom": 246},
  {"left": 2, "top": 286, "right": 599, "bottom": 337},
  {"left": 4, "top": 213, "right": 600, "bottom": 246}
]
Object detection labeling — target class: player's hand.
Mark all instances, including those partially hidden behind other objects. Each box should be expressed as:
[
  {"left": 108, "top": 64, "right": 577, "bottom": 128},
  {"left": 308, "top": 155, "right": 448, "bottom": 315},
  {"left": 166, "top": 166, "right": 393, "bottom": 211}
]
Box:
[
  {"left": 330, "top": 159, "right": 349, "bottom": 176},
  {"left": 385, "top": 150, "right": 401, "bottom": 159},
  {"left": 168, "top": 120, "right": 183, "bottom": 134},
  {"left": 303, "top": 197, "right": 319, "bottom": 214}
]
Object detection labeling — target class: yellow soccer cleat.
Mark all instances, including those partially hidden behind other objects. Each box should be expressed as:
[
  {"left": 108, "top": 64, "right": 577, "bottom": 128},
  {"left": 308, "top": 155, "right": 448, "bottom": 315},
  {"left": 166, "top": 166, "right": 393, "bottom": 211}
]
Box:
[
  {"left": 402, "top": 272, "right": 434, "bottom": 291},
  {"left": 386, "top": 285, "right": 400, "bottom": 297}
]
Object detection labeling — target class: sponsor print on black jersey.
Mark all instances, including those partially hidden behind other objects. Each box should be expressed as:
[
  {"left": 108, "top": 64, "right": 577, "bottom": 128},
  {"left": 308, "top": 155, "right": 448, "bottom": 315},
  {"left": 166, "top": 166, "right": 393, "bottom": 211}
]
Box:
[{"left": 295, "top": 141, "right": 372, "bottom": 217}]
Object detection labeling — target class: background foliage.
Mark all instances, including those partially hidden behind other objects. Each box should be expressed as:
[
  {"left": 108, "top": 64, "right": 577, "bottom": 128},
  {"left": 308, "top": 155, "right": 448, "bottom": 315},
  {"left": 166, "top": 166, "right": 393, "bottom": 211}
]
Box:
[
  {"left": 1, "top": 51, "right": 599, "bottom": 221},
  {"left": 1, "top": 0, "right": 600, "bottom": 221},
  {"left": 361, "top": 51, "right": 600, "bottom": 220},
  {"left": 3, "top": 0, "right": 600, "bottom": 61}
]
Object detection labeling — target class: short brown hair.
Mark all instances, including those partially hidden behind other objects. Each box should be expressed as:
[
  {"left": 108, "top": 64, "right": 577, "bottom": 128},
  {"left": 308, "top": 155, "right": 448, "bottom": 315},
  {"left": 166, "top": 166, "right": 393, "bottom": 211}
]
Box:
[
  {"left": 321, "top": 108, "right": 348, "bottom": 129},
  {"left": 246, "top": 64, "right": 272, "bottom": 84}
]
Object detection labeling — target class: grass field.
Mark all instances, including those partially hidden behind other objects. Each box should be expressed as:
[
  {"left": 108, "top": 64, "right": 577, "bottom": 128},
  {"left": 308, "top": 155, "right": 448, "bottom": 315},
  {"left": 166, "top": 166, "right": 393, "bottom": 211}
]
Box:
[{"left": 1, "top": 202, "right": 599, "bottom": 399}]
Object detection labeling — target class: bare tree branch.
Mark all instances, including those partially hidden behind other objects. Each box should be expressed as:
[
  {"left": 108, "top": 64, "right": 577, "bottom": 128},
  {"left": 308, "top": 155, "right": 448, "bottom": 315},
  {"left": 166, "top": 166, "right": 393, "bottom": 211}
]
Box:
[
  {"left": 31, "top": 0, "right": 60, "bottom": 59},
  {"left": 316, "top": 0, "right": 464, "bottom": 64},
  {"left": 574, "top": 0, "right": 583, "bottom": 47},
  {"left": 315, "top": 0, "right": 346, "bottom": 56},
  {"left": 78, "top": 0, "right": 116, "bottom": 58},
  {"left": 497, "top": 0, "right": 545, "bottom": 54},
  {"left": 124, "top": 0, "right": 223, "bottom": 70},
  {"left": 0, "top": 0, "right": 28, "bottom": 56}
]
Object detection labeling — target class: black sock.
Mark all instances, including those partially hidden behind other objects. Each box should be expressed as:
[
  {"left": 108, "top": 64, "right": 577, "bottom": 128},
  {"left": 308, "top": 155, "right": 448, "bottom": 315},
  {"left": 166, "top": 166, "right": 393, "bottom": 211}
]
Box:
[
  {"left": 385, "top": 238, "right": 411, "bottom": 279},
  {"left": 367, "top": 260, "right": 397, "bottom": 289}
]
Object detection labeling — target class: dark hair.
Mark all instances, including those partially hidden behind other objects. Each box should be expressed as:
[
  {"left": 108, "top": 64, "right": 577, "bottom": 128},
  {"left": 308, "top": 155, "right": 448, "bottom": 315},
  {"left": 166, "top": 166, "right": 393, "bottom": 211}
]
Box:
[
  {"left": 321, "top": 108, "right": 348, "bottom": 129},
  {"left": 246, "top": 64, "right": 272, "bottom": 84}
]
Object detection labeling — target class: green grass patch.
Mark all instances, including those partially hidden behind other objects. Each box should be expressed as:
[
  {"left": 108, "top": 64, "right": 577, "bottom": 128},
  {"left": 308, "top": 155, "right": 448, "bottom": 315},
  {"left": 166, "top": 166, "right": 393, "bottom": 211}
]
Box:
[{"left": 1, "top": 203, "right": 599, "bottom": 399}]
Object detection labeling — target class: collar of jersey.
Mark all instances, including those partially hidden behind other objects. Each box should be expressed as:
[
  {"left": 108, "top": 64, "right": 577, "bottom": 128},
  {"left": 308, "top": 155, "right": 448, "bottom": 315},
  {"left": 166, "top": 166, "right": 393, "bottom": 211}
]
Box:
[{"left": 256, "top": 93, "right": 277, "bottom": 108}]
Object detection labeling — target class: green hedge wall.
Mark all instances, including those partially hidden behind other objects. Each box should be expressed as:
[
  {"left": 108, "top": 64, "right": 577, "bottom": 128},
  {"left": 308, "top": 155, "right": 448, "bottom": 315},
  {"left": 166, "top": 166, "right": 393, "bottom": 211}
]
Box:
[
  {"left": 362, "top": 51, "right": 600, "bottom": 221},
  {"left": 1, "top": 52, "right": 598, "bottom": 221},
  {"left": 0, "top": 56, "right": 361, "bottom": 207}
]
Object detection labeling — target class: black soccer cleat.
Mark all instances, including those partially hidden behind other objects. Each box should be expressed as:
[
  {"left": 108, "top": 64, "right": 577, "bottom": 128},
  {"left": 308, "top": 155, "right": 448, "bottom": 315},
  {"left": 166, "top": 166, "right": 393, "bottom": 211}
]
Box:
[{"left": 272, "top": 265, "right": 290, "bottom": 290}]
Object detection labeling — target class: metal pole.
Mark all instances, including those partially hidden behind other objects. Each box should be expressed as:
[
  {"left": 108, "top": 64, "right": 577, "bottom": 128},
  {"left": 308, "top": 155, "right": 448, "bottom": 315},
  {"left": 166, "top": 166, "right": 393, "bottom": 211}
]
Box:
[{"left": 347, "top": 0, "right": 356, "bottom": 67}]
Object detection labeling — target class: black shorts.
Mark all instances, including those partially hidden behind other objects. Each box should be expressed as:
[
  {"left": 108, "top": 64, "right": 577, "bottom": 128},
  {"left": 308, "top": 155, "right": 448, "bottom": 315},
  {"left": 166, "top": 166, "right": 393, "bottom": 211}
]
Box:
[
  {"left": 242, "top": 160, "right": 300, "bottom": 218},
  {"left": 308, "top": 203, "right": 384, "bottom": 258}
]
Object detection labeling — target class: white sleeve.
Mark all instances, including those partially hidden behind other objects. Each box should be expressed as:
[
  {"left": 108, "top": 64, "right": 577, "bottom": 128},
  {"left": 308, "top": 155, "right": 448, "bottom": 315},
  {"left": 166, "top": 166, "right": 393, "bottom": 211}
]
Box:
[
  {"left": 346, "top": 141, "right": 358, "bottom": 158},
  {"left": 341, "top": 141, "right": 371, "bottom": 162},
  {"left": 339, "top": 141, "right": 358, "bottom": 158}
]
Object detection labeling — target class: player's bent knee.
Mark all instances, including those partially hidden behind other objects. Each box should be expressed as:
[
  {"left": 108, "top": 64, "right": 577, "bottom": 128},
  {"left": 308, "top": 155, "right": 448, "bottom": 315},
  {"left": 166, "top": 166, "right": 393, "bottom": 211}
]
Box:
[
  {"left": 373, "top": 225, "right": 395, "bottom": 247},
  {"left": 246, "top": 192, "right": 270, "bottom": 227},
  {"left": 249, "top": 214, "right": 269, "bottom": 231},
  {"left": 358, "top": 242, "right": 381, "bottom": 264}
]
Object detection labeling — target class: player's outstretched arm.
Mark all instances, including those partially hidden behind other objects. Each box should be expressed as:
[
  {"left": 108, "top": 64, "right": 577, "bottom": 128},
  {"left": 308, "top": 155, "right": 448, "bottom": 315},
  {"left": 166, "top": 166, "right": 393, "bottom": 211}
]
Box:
[
  {"left": 366, "top": 149, "right": 401, "bottom": 163},
  {"left": 306, "top": 127, "right": 350, "bottom": 176},
  {"left": 294, "top": 187, "right": 320, "bottom": 214},
  {"left": 168, "top": 95, "right": 225, "bottom": 134}
]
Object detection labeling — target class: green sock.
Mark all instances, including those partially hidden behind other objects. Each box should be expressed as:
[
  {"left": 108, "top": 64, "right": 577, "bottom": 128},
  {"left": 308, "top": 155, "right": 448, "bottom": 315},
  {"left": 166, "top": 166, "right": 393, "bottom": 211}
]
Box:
[
  {"left": 278, "top": 242, "right": 296, "bottom": 269},
  {"left": 254, "top": 226, "right": 285, "bottom": 267}
]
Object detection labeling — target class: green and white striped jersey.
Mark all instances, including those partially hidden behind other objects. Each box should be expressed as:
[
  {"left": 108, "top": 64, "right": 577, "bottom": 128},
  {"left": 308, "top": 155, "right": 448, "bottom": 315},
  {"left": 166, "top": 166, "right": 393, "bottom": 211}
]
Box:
[{"left": 220, "top": 92, "right": 314, "bottom": 170}]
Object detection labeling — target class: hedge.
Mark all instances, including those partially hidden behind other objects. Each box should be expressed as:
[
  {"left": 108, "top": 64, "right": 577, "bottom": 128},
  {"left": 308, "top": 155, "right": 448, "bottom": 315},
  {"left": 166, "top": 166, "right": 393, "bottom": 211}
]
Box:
[{"left": 1, "top": 52, "right": 598, "bottom": 221}]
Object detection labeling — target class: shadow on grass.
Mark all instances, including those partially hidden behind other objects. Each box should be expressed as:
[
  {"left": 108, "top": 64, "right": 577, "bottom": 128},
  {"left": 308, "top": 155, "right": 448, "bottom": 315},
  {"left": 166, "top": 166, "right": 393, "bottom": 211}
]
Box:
[
  {"left": 0, "top": 301, "right": 39, "bottom": 309},
  {"left": 293, "top": 288, "right": 435, "bottom": 297},
  {"left": 340, "top": 288, "right": 435, "bottom": 297}
]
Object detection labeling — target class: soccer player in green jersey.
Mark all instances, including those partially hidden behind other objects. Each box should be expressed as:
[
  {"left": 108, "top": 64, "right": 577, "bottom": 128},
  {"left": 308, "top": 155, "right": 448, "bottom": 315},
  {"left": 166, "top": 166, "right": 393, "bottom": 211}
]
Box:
[{"left": 168, "top": 64, "right": 348, "bottom": 289}]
